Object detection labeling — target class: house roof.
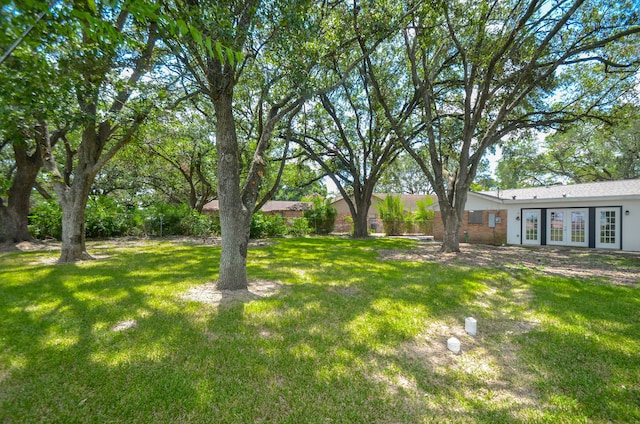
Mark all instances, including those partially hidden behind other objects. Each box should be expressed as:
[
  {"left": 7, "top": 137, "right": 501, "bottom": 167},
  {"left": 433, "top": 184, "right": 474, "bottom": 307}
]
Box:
[
  {"left": 261, "top": 201, "right": 311, "bottom": 212},
  {"left": 202, "top": 200, "right": 311, "bottom": 213},
  {"left": 477, "top": 179, "right": 640, "bottom": 203}
]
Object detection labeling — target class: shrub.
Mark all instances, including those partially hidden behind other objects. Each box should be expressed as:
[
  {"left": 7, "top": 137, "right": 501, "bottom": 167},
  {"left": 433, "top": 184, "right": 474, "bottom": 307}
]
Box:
[
  {"left": 413, "top": 197, "right": 435, "bottom": 235},
  {"left": 377, "top": 194, "right": 406, "bottom": 235},
  {"left": 288, "top": 217, "right": 310, "bottom": 237},
  {"left": 304, "top": 196, "right": 337, "bottom": 235},
  {"left": 85, "top": 196, "right": 134, "bottom": 238},
  {"left": 29, "top": 197, "right": 218, "bottom": 240},
  {"left": 182, "top": 210, "right": 219, "bottom": 238},
  {"left": 344, "top": 215, "right": 354, "bottom": 234},
  {"left": 262, "top": 214, "right": 287, "bottom": 237},
  {"left": 250, "top": 212, "right": 267, "bottom": 238},
  {"left": 28, "top": 200, "right": 62, "bottom": 240},
  {"left": 249, "top": 212, "right": 288, "bottom": 238},
  {"left": 142, "top": 202, "right": 192, "bottom": 236}
]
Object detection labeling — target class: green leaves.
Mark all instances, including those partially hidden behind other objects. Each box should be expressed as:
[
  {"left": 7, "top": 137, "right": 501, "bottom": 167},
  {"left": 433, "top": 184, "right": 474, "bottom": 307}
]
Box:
[
  {"left": 176, "top": 19, "right": 188, "bottom": 36},
  {"left": 169, "top": 19, "right": 243, "bottom": 66},
  {"left": 189, "top": 25, "right": 202, "bottom": 46}
]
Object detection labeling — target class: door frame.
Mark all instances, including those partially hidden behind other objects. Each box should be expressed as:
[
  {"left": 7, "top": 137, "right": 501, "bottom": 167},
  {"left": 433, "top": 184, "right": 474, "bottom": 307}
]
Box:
[
  {"left": 595, "top": 207, "right": 622, "bottom": 249},
  {"left": 521, "top": 209, "right": 542, "bottom": 245},
  {"left": 546, "top": 208, "right": 589, "bottom": 247}
]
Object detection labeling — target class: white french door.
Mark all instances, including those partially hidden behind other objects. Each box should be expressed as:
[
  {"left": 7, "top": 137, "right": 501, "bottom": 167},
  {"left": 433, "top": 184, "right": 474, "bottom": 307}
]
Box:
[
  {"left": 596, "top": 208, "right": 620, "bottom": 249},
  {"left": 547, "top": 209, "right": 589, "bottom": 247},
  {"left": 522, "top": 209, "right": 541, "bottom": 245}
]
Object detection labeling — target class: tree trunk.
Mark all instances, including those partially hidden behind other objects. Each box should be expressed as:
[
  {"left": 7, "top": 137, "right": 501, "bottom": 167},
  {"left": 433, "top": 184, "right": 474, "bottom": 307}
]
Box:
[
  {"left": 0, "top": 199, "right": 32, "bottom": 243},
  {"left": 347, "top": 185, "right": 373, "bottom": 239},
  {"left": 352, "top": 203, "right": 370, "bottom": 238},
  {"left": 440, "top": 206, "right": 461, "bottom": 253},
  {"left": 438, "top": 184, "right": 471, "bottom": 253},
  {"left": 0, "top": 142, "right": 42, "bottom": 243},
  {"left": 214, "top": 94, "right": 249, "bottom": 290},
  {"left": 57, "top": 173, "right": 93, "bottom": 262},
  {"left": 0, "top": 201, "right": 10, "bottom": 243}
]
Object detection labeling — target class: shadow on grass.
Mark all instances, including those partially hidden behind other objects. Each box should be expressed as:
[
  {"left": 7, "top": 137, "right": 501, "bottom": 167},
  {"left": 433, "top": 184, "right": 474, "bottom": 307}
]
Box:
[
  {"left": 1, "top": 238, "right": 639, "bottom": 422},
  {"left": 0, "top": 245, "right": 221, "bottom": 421},
  {"left": 514, "top": 273, "right": 640, "bottom": 422}
]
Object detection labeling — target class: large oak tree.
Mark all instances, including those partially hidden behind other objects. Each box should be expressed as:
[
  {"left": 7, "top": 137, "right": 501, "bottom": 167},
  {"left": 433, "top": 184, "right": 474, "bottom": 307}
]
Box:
[
  {"left": 40, "top": 1, "right": 161, "bottom": 262},
  {"left": 163, "top": 0, "right": 376, "bottom": 289},
  {"left": 497, "top": 103, "right": 640, "bottom": 186}
]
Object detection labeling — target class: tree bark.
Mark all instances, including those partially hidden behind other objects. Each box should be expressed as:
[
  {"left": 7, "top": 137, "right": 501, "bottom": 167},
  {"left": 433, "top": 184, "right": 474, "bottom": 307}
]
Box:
[
  {"left": 0, "top": 142, "right": 41, "bottom": 242},
  {"left": 439, "top": 204, "right": 461, "bottom": 253},
  {"left": 58, "top": 179, "right": 93, "bottom": 262},
  {"left": 47, "top": 131, "right": 97, "bottom": 262},
  {"left": 214, "top": 93, "right": 249, "bottom": 290},
  {"left": 351, "top": 195, "right": 371, "bottom": 238},
  {"left": 435, "top": 178, "right": 472, "bottom": 253},
  {"left": 41, "top": 123, "right": 101, "bottom": 262}
]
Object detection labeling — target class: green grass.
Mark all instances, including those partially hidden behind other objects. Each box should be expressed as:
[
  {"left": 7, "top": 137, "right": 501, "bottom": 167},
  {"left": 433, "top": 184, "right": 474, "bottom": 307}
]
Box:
[{"left": 1, "top": 237, "right": 638, "bottom": 423}]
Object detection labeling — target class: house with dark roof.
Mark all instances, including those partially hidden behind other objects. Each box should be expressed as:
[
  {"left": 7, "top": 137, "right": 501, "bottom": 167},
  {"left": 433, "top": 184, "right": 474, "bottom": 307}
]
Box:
[
  {"left": 202, "top": 200, "right": 311, "bottom": 219},
  {"left": 432, "top": 179, "right": 640, "bottom": 251}
]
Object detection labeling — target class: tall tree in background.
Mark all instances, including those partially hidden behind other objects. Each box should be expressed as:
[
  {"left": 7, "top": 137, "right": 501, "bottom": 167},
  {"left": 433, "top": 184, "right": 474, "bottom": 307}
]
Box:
[
  {"left": 387, "top": 0, "right": 640, "bottom": 252},
  {"left": 142, "top": 109, "right": 217, "bottom": 212},
  {"left": 375, "top": 153, "right": 433, "bottom": 195},
  {"left": 0, "top": 0, "right": 70, "bottom": 243},
  {"left": 92, "top": 108, "right": 218, "bottom": 211},
  {"left": 40, "top": 1, "right": 162, "bottom": 262},
  {"left": 291, "top": 77, "right": 404, "bottom": 238},
  {"left": 266, "top": 155, "right": 327, "bottom": 201},
  {"left": 497, "top": 103, "right": 640, "bottom": 186},
  {"left": 290, "top": 1, "right": 415, "bottom": 238},
  {"left": 163, "top": 0, "right": 312, "bottom": 289}
]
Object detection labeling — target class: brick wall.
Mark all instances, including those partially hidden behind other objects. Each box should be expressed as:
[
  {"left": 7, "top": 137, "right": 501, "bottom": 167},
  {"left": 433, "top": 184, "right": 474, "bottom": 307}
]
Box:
[{"left": 433, "top": 210, "right": 508, "bottom": 245}]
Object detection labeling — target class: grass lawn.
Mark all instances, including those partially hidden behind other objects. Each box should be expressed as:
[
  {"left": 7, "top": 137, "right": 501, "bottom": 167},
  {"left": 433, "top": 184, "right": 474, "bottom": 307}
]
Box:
[{"left": 1, "top": 237, "right": 639, "bottom": 423}]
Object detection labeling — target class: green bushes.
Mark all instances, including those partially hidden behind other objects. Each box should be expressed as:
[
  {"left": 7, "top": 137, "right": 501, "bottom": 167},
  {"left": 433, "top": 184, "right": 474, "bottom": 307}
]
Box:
[
  {"left": 377, "top": 194, "right": 406, "bottom": 235},
  {"left": 85, "top": 196, "right": 138, "bottom": 238},
  {"left": 412, "top": 197, "right": 435, "bottom": 234},
  {"left": 28, "top": 200, "right": 63, "bottom": 239},
  {"left": 28, "top": 197, "right": 219, "bottom": 240},
  {"left": 143, "top": 202, "right": 189, "bottom": 236},
  {"left": 304, "top": 196, "right": 337, "bottom": 235},
  {"left": 27, "top": 195, "right": 334, "bottom": 241},
  {"left": 250, "top": 212, "right": 287, "bottom": 238},
  {"left": 376, "top": 194, "right": 434, "bottom": 236},
  {"left": 288, "top": 217, "right": 310, "bottom": 237},
  {"left": 250, "top": 212, "right": 310, "bottom": 238}
]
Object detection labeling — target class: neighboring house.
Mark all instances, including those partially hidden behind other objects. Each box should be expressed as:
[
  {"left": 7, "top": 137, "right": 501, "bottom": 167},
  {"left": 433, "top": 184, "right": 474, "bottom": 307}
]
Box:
[
  {"left": 331, "top": 193, "right": 436, "bottom": 233},
  {"left": 432, "top": 179, "right": 640, "bottom": 252},
  {"left": 202, "top": 200, "right": 311, "bottom": 219}
]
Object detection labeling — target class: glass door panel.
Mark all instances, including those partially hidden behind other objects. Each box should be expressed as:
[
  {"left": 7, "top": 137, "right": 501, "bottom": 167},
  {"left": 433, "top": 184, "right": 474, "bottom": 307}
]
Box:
[
  {"left": 570, "top": 210, "right": 586, "bottom": 244},
  {"left": 596, "top": 208, "right": 620, "bottom": 249},
  {"left": 547, "top": 209, "right": 588, "bottom": 247},
  {"left": 549, "top": 210, "right": 564, "bottom": 243},
  {"left": 523, "top": 210, "right": 541, "bottom": 244}
]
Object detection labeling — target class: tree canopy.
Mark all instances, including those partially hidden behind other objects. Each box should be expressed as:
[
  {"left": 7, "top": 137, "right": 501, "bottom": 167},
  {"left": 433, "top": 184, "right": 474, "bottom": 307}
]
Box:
[{"left": 497, "top": 103, "right": 640, "bottom": 187}]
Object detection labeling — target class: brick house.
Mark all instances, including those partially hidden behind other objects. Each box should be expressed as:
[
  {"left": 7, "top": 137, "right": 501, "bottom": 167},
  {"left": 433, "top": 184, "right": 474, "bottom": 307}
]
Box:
[{"left": 433, "top": 179, "right": 640, "bottom": 251}]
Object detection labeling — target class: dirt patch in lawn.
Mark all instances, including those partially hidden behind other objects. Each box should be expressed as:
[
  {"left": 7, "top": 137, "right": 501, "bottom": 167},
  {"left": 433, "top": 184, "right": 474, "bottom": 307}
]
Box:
[
  {"left": 378, "top": 241, "right": 640, "bottom": 287},
  {"left": 183, "top": 279, "right": 285, "bottom": 307}
]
